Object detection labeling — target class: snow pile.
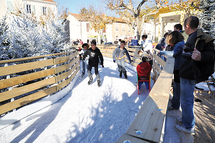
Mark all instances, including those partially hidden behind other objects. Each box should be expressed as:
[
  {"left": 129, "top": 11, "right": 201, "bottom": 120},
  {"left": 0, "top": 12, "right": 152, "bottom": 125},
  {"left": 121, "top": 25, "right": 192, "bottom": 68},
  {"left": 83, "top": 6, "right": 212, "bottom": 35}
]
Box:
[{"left": 0, "top": 13, "right": 69, "bottom": 60}]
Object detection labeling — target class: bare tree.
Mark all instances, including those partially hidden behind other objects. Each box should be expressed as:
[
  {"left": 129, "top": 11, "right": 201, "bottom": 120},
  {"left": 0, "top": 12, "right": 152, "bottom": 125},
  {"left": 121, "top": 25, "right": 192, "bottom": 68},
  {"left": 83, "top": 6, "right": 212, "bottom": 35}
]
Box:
[
  {"left": 106, "top": 0, "right": 163, "bottom": 40},
  {"left": 80, "top": 6, "right": 114, "bottom": 44}
]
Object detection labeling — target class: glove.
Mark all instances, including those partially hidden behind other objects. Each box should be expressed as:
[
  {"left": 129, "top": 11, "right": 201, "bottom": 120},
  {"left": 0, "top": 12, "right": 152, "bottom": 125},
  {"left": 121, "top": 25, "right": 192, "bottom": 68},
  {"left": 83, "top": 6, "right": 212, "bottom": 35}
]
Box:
[{"left": 113, "top": 60, "right": 115, "bottom": 63}]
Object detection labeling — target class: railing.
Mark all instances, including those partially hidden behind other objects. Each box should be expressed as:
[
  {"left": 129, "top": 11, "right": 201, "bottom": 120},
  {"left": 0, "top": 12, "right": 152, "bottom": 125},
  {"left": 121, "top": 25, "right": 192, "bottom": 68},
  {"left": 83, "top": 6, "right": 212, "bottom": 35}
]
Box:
[
  {"left": 98, "top": 45, "right": 175, "bottom": 143},
  {"left": 0, "top": 50, "right": 80, "bottom": 116}
]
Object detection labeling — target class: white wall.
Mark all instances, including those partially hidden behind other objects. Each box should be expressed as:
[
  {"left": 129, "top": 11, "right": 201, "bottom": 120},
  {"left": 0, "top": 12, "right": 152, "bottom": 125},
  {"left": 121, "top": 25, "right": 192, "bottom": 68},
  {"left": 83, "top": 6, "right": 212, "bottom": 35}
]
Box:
[
  {"left": 106, "top": 24, "right": 113, "bottom": 42},
  {"left": 0, "top": 0, "right": 7, "bottom": 19},
  {"left": 22, "top": 0, "right": 57, "bottom": 18}
]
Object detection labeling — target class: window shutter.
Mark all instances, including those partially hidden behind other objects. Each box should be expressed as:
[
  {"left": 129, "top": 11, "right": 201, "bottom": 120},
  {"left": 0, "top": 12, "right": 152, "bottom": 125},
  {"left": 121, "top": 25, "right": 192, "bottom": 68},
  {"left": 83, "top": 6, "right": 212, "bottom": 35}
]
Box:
[{"left": 6, "top": 1, "right": 14, "bottom": 13}]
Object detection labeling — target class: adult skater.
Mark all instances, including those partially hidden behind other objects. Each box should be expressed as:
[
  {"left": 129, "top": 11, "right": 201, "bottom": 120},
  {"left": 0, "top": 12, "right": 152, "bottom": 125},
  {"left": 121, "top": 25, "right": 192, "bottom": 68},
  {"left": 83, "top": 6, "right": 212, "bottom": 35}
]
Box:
[
  {"left": 83, "top": 40, "right": 104, "bottom": 87},
  {"left": 113, "top": 40, "right": 131, "bottom": 79}
]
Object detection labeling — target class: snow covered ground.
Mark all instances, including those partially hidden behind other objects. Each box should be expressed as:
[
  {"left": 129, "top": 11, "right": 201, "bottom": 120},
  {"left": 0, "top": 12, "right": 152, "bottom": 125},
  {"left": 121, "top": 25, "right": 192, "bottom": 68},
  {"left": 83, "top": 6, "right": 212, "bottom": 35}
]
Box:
[{"left": 0, "top": 57, "right": 150, "bottom": 143}]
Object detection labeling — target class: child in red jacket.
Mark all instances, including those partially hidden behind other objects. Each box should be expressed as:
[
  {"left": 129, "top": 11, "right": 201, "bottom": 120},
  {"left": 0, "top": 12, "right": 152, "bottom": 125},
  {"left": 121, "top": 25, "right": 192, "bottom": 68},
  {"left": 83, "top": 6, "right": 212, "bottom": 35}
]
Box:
[{"left": 137, "top": 56, "right": 152, "bottom": 90}]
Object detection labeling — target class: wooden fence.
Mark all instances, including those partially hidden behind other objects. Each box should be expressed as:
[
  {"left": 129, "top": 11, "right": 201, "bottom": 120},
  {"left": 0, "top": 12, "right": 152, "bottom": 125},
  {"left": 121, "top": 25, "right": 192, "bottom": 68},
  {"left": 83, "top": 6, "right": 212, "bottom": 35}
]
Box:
[
  {"left": 98, "top": 45, "right": 175, "bottom": 143},
  {"left": 0, "top": 50, "right": 80, "bottom": 116}
]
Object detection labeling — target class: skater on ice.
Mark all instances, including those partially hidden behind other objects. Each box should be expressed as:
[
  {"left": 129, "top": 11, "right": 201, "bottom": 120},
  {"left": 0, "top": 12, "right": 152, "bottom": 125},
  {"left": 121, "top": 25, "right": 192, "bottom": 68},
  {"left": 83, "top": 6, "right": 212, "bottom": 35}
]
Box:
[
  {"left": 113, "top": 40, "right": 131, "bottom": 79},
  {"left": 83, "top": 40, "right": 104, "bottom": 87},
  {"left": 79, "top": 43, "right": 89, "bottom": 77}
]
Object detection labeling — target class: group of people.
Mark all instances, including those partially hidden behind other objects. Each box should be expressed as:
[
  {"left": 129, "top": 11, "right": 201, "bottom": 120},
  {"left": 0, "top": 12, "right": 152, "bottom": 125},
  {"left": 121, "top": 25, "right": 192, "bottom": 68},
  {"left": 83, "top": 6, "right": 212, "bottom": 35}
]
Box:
[
  {"left": 78, "top": 16, "right": 214, "bottom": 135},
  {"left": 157, "top": 16, "right": 214, "bottom": 135}
]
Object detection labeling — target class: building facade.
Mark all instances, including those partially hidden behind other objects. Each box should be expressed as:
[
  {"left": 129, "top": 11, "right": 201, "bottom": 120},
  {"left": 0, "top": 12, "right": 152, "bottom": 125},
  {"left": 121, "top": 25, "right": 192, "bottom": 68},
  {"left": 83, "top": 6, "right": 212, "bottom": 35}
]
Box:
[
  {"left": 67, "top": 12, "right": 133, "bottom": 44},
  {"left": 0, "top": 0, "right": 57, "bottom": 19}
]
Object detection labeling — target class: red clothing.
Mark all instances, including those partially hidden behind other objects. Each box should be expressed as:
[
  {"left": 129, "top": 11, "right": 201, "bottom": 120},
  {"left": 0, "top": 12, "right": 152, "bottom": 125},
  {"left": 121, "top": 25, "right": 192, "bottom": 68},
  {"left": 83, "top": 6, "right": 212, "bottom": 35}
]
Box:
[{"left": 137, "top": 62, "right": 152, "bottom": 78}]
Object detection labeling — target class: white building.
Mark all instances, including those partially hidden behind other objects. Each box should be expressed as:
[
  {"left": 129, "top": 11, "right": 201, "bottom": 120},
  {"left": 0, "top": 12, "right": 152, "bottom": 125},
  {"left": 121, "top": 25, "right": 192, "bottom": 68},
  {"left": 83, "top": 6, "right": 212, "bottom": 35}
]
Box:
[
  {"left": 67, "top": 12, "right": 133, "bottom": 44},
  {"left": 0, "top": 0, "right": 57, "bottom": 19}
]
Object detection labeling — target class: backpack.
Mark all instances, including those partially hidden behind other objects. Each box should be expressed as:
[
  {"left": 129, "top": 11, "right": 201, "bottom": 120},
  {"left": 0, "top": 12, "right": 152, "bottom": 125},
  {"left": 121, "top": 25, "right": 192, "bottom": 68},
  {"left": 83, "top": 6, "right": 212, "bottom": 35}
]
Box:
[{"left": 192, "top": 34, "right": 215, "bottom": 83}]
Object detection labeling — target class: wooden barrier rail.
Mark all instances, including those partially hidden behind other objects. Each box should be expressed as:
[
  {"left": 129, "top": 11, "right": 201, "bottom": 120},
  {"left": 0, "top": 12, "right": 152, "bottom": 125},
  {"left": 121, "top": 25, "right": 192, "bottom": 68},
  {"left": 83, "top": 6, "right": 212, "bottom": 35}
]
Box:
[
  {"left": 96, "top": 45, "right": 174, "bottom": 143},
  {"left": 0, "top": 50, "right": 80, "bottom": 115}
]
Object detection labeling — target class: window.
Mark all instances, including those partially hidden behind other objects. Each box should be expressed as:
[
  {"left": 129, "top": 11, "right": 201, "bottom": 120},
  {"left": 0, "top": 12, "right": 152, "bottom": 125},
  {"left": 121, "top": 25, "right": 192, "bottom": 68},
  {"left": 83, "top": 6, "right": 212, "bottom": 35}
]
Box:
[
  {"left": 26, "top": 4, "right": 31, "bottom": 13},
  {"left": 42, "top": 7, "right": 47, "bottom": 15},
  {"left": 86, "top": 23, "right": 90, "bottom": 32}
]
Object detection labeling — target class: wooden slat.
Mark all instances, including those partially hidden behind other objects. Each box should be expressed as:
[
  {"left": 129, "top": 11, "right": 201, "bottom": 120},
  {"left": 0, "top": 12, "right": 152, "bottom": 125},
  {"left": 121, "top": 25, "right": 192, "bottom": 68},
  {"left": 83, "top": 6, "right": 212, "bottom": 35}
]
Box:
[
  {"left": 0, "top": 86, "right": 57, "bottom": 115},
  {"left": 116, "top": 134, "right": 149, "bottom": 143},
  {"left": 152, "top": 67, "right": 159, "bottom": 80},
  {"left": 57, "top": 78, "right": 70, "bottom": 91},
  {"left": 0, "top": 59, "right": 53, "bottom": 77},
  {"left": 0, "top": 51, "right": 73, "bottom": 64},
  {"left": 0, "top": 77, "right": 55, "bottom": 102},
  {"left": 132, "top": 58, "right": 142, "bottom": 63},
  {"left": 55, "top": 57, "right": 79, "bottom": 74},
  {"left": 126, "top": 92, "right": 169, "bottom": 142},
  {"left": 54, "top": 52, "right": 77, "bottom": 65},
  {"left": 0, "top": 68, "right": 55, "bottom": 90},
  {"left": 125, "top": 57, "right": 174, "bottom": 143},
  {"left": 150, "top": 57, "right": 174, "bottom": 96},
  {"left": 153, "top": 53, "right": 166, "bottom": 68},
  {"left": 127, "top": 47, "right": 139, "bottom": 52},
  {"left": 153, "top": 59, "right": 162, "bottom": 74},
  {"left": 56, "top": 63, "right": 79, "bottom": 82},
  {"left": 102, "top": 54, "right": 112, "bottom": 58}
]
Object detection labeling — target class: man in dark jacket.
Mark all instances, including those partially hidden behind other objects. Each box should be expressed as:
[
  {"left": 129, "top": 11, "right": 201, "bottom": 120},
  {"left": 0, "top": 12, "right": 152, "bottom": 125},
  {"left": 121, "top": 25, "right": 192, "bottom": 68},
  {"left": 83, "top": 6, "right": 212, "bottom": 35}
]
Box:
[
  {"left": 175, "top": 16, "right": 214, "bottom": 134},
  {"left": 83, "top": 40, "right": 104, "bottom": 87}
]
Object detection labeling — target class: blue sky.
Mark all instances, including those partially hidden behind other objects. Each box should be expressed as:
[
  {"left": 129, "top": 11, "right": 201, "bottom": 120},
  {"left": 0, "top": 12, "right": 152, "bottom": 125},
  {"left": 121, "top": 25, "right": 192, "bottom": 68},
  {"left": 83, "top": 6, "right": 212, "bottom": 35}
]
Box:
[{"left": 56, "top": 0, "right": 113, "bottom": 15}]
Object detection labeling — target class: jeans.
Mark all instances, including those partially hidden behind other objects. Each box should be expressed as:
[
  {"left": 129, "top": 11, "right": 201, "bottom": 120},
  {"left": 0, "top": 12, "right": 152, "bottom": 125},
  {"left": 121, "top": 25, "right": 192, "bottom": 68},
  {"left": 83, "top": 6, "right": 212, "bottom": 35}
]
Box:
[
  {"left": 138, "top": 82, "right": 149, "bottom": 90},
  {"left": 87, "top": 65, "right": 100, "bottom": 81},
  {"left": 172, "top": 82, "right": 180, "bottom": 109},
  {"left": 172, "top": 70, "right": 180, "bottom": 109},
  {"left": 180, "top": 77, "right": 195, "bottom": 129},
  {"left": 82, "top": 60, "right": 86, "bottom": 75},
  {"left": 116, "top": 59, "right": 126, "bottom": 73}
]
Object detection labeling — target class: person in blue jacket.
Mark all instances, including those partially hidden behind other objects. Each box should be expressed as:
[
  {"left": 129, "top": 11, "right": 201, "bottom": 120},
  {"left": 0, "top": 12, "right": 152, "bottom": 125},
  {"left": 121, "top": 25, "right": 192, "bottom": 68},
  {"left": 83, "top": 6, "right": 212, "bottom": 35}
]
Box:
[
  {"left": 160, "top": 31, "right": 185, "bottom": 110},
  {"left": 113, "top": 41, "right": 131, "bottom": 79}
]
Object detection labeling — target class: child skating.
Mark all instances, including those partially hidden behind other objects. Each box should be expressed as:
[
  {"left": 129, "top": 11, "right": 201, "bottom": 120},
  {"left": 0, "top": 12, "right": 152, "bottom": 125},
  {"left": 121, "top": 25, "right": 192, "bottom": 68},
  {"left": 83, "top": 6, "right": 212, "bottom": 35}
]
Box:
[
  {"left": 83, "top": 40, "right": 104, "bottom": 87},
  {"left": 113, "top": 41, "right": 131, "bottom": 79},
  {"left": 79, "top": 43, "right": 89, "bottom": 77}
]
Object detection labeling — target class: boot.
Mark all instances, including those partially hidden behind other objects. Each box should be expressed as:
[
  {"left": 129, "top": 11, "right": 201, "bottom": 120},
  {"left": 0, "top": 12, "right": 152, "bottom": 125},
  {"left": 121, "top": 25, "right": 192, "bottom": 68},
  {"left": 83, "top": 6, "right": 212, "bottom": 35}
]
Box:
[
  {"left": 123, "top": 71, "right": 127, "bottom": 79},
  {"left": 96, "top": 74, "right": 101, "bottom": 87},
  {"left": 88, "top": 72, "right": 93, "bottom": 85},
  {"left": 119, "top": 71, "right": 122, "bottom": 78}
]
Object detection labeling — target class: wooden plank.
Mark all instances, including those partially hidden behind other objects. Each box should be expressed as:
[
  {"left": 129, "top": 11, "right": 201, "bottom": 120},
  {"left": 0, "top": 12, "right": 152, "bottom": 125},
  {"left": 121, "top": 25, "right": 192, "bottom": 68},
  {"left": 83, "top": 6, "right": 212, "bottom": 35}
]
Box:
[
  {"left": 55, "top": 57, "right": 79, "bottom": 74},
  {"left": 125, "top": 57, "right": 174, "bottom": 143},
  {"left": 153, "top": 59, "right": 162, "bottom": 74},
  {"left": 126, "top": 94, "right": 169, "bottom": 142},
  {"left": 57, "top": 78, "right": 70, "bottom": 91},
  {"left": 102, "top": 54, "right": 112, "bottom": 58},
  {"left": 0, "top": 68, "right": 55, "bottom": 90},
  {"left": 55, "top": 63, "right": 79, "bottom": 82},
  {"left": 0, "top": 86, "right": 57, "bottom": 115},
  {"left": 0, "top": 77, "right": 55, "bottom": 102},
  {"left": 0, "top": 59, "right": 53, "bottom": 77},
  {"left": 132, "top": 58, "right": 142, "bottom": 63},
  {"left": 0, "top": 52, "right": 70, "bottom": 64},
  {"left": 54, "top": 52, "right": 77, "bottom": 65},
  {"left": 116, "top": 134, "right": 149, "bottom": 143},
  {"left": 150, "top": 57, "right": 174, "bottom": 96},
  {"left": 153, "top": 53, "right": 166, "bottom": 68},
  {"left": 152, "top": 67, "right": 159, "bottom": 80},
  {"left": 127, "top": 47, "right": 139, "bottom": 52}
]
